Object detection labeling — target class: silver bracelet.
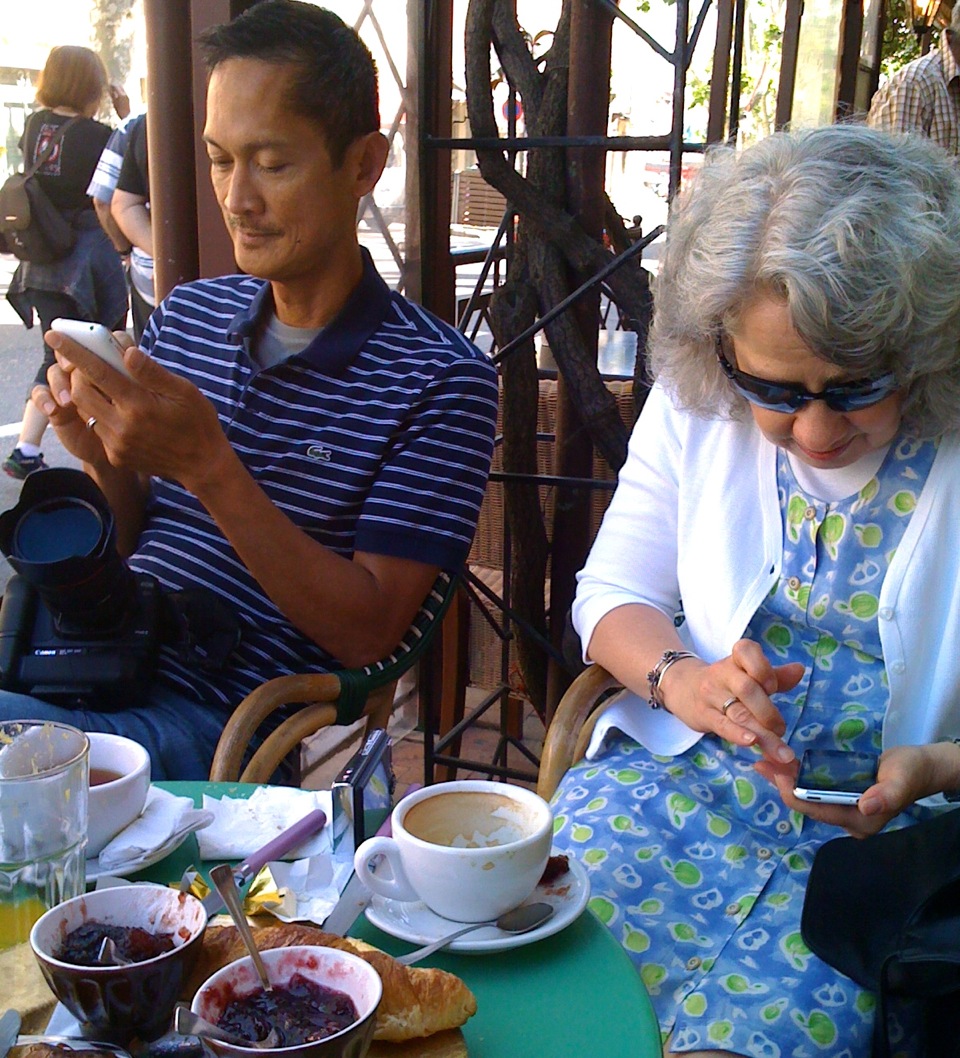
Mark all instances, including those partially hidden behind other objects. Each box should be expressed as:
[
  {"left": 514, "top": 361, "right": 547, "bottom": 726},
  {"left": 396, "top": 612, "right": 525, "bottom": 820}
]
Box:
[{"left": 646, "top": 649, "right": 700, "bottom": 709}]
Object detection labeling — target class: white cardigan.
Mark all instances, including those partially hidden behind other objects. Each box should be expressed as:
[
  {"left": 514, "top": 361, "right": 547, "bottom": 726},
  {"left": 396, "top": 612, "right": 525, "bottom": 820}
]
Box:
[{"left": 573, "top": 384, "right": 960, "bottom": 758}]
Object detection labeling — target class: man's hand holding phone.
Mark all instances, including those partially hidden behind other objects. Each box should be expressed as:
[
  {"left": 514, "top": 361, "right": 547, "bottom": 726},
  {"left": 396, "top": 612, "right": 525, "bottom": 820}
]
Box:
[
  {"left": 38, "top": 318, "right": 232, "bottom": 495},
  {"left": 31, "top": 321, "right": 138, "bottom": 469},
  {"left": 49, "top": 319, "right": 133, "bottom": 378}
]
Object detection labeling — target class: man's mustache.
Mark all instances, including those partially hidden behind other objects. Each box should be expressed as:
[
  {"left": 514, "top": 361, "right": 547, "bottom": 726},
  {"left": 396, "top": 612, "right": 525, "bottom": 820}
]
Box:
[{"left": 227, "top": 220, "right": 282, "bottom": 237}]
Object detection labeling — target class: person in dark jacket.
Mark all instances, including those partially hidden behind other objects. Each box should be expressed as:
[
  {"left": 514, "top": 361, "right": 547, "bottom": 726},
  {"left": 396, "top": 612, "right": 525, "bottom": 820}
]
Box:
[{"left": 4, "top": 45, "right": 127, "bottom": 480}]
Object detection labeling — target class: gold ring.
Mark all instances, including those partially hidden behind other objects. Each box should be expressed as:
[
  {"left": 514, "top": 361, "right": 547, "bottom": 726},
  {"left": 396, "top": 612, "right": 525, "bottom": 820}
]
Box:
[
  {"left": 85, "top": 416, "right": 97, "bottom": 430},
  {"left": 721, "top": 696, "right": 739, "bottom": 716}
]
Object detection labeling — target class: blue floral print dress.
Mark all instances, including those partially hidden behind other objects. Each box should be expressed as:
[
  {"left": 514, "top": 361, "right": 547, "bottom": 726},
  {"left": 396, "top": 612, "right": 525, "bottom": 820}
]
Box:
[{"left": 551, "top": 436, "right": 939, "bottom": 1057}]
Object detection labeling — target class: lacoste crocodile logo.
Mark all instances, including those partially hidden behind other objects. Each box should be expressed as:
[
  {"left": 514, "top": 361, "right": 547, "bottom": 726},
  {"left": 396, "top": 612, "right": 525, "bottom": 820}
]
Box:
[{"left": 306, "top": 444, "right": 332, "bottom": 462}]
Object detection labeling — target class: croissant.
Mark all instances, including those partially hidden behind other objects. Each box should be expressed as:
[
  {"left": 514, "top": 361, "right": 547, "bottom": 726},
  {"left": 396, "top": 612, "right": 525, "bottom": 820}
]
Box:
[{"left": 185, "top": 923, "right": 477, "bottom": 1043}]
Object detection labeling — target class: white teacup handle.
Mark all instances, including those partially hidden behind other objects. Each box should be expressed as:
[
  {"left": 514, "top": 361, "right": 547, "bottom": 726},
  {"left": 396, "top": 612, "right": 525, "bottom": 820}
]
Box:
[{"left": 354, "top": 836, "right": 419, "bottom": 903}]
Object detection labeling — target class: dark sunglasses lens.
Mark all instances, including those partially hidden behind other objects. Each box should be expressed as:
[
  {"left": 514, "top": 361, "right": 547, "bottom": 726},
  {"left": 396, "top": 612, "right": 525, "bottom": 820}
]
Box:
[
  {"left": 735, "top": 376, "right": 896, "bottom": 413},
  {"left": 823, "top": 382, "right": 896, "bottom": 412},
  {"left": 720, "top": 342, "right": 896, "bottom": 412},
  {"left": 732, "top": 378, "right": 803, "bottom": 412}
]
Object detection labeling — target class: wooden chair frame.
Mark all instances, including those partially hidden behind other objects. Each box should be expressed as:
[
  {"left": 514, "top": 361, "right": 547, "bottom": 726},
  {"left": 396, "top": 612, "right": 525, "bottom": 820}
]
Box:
[
  {"left": 537, "top": 664, "right": 624, "bottom": 801},
  {"left": 209, "top": 571, "right": 458, "bottom": 783}
]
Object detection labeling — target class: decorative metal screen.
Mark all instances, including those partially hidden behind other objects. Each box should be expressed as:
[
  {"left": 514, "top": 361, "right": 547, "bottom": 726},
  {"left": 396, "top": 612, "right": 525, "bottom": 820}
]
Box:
[{"left": 320, "top": 0, "right": 410, "bottom": 292}]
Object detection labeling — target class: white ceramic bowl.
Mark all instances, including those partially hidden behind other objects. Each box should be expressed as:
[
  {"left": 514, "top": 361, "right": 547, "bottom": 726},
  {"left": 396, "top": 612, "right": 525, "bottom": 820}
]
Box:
[
  {"left": 191, "top": 945, "right": 383, "bottom": 1058},
  {"left": 86, "top": 732, "right": 151, "bottom": 857}
]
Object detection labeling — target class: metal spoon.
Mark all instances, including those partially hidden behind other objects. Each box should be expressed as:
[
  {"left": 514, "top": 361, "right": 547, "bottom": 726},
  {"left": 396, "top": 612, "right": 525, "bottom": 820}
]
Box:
[
  {"left": 175, "top": 1006, "right": 279, "bottom": 1050},
  {"left": 97, "top": 936, "right": 133, "bottom": 966},
  {"left": 11, "top": 1037, "right": 132, "bottom": 1058},
  {"left": 395, "top": 901, "right": 554, "bottom": 965},
  {"left": 209, "top": 862, "right": 272, "bottom": 992}
]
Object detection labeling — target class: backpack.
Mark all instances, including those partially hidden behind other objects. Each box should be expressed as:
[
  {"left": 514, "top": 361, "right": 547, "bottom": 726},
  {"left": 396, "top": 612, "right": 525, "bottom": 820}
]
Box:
[
  {"left": 802, "top": 806, "right": 960, "bottom": 1058},
  {"left": 0, "top": 117, "right": 78, "bottom": 264}
]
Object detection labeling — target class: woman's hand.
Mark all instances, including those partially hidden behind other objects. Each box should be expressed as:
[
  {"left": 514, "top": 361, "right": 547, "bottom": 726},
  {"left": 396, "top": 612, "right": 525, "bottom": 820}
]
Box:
[
  {"left": 663, "top": 638, "right": 805, "bottom": 764},
  {"left": 755, "top": 744, "right": 943, "bottom": 837}
]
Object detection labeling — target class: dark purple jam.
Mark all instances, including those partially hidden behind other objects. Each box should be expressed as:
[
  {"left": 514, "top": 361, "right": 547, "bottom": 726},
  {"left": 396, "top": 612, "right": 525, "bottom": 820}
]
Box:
[
  {"left": 57, "top": 922, "right": 175, "bottom": 965},
  {"left": 217, "top": 973, "right": 358, "bottom": 1045}
]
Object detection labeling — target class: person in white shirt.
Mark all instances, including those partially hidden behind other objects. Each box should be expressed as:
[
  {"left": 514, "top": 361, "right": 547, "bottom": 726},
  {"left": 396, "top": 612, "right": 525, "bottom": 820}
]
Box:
[{"left": 551, "top": 124, "right": 960, "bottom": 1058}]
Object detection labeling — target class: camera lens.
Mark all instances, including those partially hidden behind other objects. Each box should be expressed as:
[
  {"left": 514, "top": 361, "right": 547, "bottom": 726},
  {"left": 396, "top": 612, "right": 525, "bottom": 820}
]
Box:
[
  {"left": 0, "top": 468, "right": 137, "bottom": 637},
  {"left": 12, "top": 498, "right": 105, "bottom": 563}
]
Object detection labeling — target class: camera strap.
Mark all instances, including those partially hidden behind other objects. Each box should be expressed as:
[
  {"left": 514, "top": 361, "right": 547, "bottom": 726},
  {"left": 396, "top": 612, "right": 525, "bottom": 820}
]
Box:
[{"left": 161, "top": 588, "right": 241, "bottom": 672}]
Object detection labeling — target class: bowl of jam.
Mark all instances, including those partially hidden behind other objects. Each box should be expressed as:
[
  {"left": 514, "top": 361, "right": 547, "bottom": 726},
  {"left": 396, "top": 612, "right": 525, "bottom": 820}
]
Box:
[
  {"left": 30, "top": 883, "right": 207, "bottom": 1042},
  {"left": 192, "top": 945, "right": 382, "bottom": 1058}
]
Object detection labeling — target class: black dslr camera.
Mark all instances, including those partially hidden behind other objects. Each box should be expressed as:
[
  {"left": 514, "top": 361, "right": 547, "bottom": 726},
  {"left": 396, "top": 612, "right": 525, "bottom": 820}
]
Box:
[{"left": 0, "top": 468, "right": 163, "bottom": 705}]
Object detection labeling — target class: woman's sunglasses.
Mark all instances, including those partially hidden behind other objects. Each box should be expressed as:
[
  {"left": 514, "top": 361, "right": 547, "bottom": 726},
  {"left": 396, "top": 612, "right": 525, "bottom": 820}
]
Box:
[{"left": 716, "top": 340, "right": 898, "bottom": 413}]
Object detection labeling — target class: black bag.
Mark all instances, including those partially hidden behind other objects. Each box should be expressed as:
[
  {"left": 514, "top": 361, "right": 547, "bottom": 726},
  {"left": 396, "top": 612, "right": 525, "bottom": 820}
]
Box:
[
  {"left": 0, "top": 118, "right": 78, "bottom": 264},
  {"left": 801, "top": 808, "right": 960, "bottom": 1058}
]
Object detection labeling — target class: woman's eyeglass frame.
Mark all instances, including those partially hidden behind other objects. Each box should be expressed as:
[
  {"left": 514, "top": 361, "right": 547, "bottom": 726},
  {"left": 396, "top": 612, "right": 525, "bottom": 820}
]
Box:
[{"left": 715, "top": 339, "right": 899, "bottom": 414}]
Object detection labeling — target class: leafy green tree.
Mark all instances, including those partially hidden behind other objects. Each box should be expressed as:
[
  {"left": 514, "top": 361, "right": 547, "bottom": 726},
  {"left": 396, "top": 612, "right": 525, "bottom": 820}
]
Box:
[
  {"left": 686, "top": 0, "right": 786, "bottom": 144},
  {"left": 880, "top": 0, "right": 935, "bottom": 77},
  {"left": 92, "top": 0, "right": 137, "bottom": 82}
]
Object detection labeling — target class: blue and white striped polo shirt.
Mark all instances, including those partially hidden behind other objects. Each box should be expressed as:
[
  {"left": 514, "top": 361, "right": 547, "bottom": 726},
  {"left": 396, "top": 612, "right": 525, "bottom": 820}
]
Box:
[{"left": 131, "top": 249, "right": 498, "bottom": 712}]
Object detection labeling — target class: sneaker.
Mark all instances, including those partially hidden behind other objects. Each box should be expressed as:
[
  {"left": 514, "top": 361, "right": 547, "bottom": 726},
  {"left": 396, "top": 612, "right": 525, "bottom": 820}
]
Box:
[{"left": 2, "top": 448, "right": 48, "bottom": 480}]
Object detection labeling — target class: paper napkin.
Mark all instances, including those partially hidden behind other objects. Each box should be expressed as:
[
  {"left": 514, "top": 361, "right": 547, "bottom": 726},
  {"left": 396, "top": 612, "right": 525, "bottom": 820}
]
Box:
[
  {"left": 197, "top": 787, "right": 333, "bottom": 861},
  {"left": 264, "top": 855, "right": 355, "bottom": 923},
  {"left": 97, "top": 786, "right": 214, "bottom": 871}
]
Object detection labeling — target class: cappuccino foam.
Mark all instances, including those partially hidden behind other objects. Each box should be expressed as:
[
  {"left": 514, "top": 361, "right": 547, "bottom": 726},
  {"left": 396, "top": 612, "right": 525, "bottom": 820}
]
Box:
[{"left": 403, "top": 790, "right": 539, "bottom": 849}]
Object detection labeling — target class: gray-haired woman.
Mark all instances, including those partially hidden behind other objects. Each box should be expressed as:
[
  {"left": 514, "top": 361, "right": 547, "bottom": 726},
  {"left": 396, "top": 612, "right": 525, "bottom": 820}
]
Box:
[{"left": 551, "top": 124, "right": 960, "bottom": 1057}]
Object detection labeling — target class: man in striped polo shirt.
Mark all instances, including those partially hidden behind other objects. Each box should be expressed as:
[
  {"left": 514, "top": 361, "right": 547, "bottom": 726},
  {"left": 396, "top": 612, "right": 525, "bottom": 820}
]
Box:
[{"left": 16, "top": 0, "right": 498, "bottom": 780}]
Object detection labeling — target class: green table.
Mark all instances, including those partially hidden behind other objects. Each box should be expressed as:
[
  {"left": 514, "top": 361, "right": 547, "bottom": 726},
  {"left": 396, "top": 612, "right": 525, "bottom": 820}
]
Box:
[{"left": 148, "top": 782, "right": 660, "bottom": 1058}]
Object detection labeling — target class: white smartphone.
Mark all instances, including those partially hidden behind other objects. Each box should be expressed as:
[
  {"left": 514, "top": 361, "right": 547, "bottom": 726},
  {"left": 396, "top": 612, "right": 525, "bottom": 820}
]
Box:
[
  {"left": 49, "top": 318, "right": 132, "bottom": 379},
  {"left": 793, "top": 749, "right": 879, "bottom": 805}
]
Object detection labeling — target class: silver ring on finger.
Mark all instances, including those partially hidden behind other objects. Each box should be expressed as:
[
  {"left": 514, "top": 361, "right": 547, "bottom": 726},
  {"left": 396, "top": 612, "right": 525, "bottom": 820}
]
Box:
[
  {"left": 721, "top": 696, "right": 739, "bottom": 716},
  {"left": 85, "top": 416, "right": 97, "bottom": 430}
]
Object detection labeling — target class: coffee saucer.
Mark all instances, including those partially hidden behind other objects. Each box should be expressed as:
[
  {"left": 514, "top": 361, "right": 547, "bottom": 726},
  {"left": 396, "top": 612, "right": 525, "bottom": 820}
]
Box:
[{"left": 365, "top": 854, "right": 590, "bottom": 954}]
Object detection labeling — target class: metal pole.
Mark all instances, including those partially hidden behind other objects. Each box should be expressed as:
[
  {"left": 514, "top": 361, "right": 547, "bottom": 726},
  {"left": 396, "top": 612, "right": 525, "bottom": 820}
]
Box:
[
  {"left": 835, "top": 0, "right": 865, "bottom": 120},
  {"left": 546, "top": 0, "right": 617, "bottom": 717},
  {"left": 669, "top": 0, "right": 689, "bottom": 198},
  {"left": 144, "top": 0, "right": 200, "bottom": 299},
  {"left": 776, "top": 0, "right": 804, "bottom": 129},
  {"left": 418, "top": 0, "right": 455, "bottom": 321},
  {"left": 707, "top": 0, "right": 735, "bottom": 143},
  {"left": 417, "top": 0, "right": 456, "bottom": 780},
  {"left": 406, "top": 0, "right": 424, "bottom": 304},
  {"left": 189, "top": 0, "right": 244, "bottom": 280},
  {"left": 729, "top": 0, "right": 746, "bottom": 144}
]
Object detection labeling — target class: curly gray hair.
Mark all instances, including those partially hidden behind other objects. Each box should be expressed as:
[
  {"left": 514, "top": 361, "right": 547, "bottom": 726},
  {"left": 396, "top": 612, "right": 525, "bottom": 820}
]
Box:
[{"left": 647, "top": 124, "right": 960, "bottom": 437}]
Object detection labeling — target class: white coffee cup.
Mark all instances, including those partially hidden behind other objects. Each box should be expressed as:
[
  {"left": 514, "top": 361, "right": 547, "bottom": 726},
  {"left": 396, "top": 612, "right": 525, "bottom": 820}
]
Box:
[
  {"left": 86, "top": 732, "right": 151, "bottom": 857},
  {"left": 353, "top": 780, "right": 553, "bottom": 923}
]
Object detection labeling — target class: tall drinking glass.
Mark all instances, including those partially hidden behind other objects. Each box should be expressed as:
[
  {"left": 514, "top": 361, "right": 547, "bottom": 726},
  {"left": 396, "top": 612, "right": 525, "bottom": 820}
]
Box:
[{"left": 0, "top": 719, "right": 88, "bottom": 949}]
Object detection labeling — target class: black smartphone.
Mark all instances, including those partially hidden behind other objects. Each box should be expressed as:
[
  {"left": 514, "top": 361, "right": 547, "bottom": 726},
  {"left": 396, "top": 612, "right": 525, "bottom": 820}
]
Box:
[{"left": 793, "top": 748, "right": 879, "bottom": 805}]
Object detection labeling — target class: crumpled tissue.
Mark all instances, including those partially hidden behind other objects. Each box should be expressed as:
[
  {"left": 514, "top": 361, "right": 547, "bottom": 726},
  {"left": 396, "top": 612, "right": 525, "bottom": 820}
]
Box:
[
  {"left": 264, "top": 855, "right": 355, "bottom": 923},
  {"left": 194, "top": 788, "right": 353, "bottom": 924},
  {"left": 197, "top": 787, "right": 333, "bottom": 861},
  {"left": 97, "top": 787, "right": 214, "bottom": 871},
  {"left": 182, "top": 857, "right": 353, "bottom": 924}
]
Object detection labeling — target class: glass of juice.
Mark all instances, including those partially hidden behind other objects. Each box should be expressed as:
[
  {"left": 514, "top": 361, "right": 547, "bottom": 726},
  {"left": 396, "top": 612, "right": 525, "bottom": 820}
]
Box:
[{"left": 0, "top": 720, "right": 89, "bottom": 949}]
